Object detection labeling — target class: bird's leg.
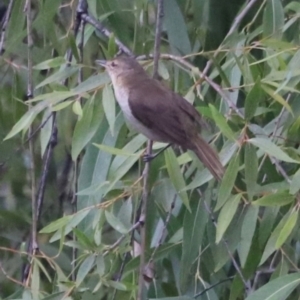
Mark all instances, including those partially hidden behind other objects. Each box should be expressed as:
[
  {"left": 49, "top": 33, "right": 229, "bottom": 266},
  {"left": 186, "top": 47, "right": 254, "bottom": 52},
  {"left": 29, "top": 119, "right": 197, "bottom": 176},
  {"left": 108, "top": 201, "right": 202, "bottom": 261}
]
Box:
[{"left": 143, "top": 144, "right": 172, "bottom": 162}]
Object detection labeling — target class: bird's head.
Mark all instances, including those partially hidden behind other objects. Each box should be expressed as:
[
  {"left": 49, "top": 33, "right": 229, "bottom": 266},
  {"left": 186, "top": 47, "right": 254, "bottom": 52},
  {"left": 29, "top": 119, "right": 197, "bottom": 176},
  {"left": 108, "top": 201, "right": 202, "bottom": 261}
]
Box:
[{"left": 96, "top": 55, "right": 145, "bottom": 82}]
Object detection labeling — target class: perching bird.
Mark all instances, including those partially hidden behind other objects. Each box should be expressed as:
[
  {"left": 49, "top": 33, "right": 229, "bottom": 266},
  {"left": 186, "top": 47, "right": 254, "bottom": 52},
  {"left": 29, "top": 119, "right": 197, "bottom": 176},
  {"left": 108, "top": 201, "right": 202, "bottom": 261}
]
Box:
[{"left": 97, "top": 55, "right": 224, "bottom": 180}]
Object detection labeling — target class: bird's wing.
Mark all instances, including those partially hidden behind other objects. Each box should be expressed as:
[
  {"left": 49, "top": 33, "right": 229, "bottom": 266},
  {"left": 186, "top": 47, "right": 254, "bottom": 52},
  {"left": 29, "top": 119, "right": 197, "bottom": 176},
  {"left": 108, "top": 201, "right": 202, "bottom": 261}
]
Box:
[{"left": 128, "top": 79, "right": 200, "bottom": 146}]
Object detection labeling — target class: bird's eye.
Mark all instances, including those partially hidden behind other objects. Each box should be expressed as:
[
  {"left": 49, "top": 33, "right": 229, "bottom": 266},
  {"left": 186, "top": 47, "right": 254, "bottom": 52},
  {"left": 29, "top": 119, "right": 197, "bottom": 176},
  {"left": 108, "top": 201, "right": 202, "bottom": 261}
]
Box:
[{"left": 111, "top": 61, "right": 117, "bottom": 67}]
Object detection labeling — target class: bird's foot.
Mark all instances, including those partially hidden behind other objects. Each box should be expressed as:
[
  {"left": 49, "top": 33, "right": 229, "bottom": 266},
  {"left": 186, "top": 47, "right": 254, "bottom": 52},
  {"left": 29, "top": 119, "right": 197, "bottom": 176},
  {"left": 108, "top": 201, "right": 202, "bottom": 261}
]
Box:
[{"left": 143, "top": 153, "right": 156, "bottom": 163}]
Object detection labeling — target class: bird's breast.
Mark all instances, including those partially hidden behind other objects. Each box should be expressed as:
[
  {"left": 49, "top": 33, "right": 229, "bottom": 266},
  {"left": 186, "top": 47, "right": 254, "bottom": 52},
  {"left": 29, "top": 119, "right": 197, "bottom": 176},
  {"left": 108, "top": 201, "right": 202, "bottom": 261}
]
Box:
[{"left": 112, "top": 85, "right": 165, "bottom": 142}]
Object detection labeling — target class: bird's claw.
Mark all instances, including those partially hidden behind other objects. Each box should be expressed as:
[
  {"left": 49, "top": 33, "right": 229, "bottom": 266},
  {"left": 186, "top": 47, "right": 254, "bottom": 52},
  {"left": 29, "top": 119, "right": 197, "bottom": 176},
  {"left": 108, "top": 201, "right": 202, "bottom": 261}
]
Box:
[{"left": 143, "top": 153, "right": 155, "bottom": 163}]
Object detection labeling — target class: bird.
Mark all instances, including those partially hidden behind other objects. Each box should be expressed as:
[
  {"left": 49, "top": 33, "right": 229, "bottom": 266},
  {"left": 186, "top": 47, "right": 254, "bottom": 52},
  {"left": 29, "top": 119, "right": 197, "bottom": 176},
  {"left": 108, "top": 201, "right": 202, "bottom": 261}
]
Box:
[{"left": 96, "top": 55, "right": 224, "bottom": 180}]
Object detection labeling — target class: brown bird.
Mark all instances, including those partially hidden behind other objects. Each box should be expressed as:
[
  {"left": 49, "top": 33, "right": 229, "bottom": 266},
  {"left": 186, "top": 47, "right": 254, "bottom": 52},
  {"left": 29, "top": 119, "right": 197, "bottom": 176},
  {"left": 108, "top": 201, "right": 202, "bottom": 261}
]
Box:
[{"left": 97, "top": 55, "right": 224, "bottom": 180}]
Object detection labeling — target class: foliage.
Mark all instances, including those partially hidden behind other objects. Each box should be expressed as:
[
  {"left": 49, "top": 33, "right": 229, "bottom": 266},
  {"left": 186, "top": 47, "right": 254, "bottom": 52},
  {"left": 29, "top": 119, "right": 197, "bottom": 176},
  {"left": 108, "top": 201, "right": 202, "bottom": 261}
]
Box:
[{"left": 1, "top": 0, "right": 300, "bottom": 299}]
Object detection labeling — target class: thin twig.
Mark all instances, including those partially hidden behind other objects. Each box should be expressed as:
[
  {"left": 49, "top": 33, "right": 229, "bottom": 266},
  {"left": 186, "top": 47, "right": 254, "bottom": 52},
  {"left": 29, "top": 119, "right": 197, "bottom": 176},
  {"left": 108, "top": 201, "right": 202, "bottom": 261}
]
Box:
[
  {"left": 200, "top": 0, "right": 259, "bottom": 81},
  {"left": 225, "top": 0, "right": 259, "bottom": 39},
  {"left": 80, "top": 13, "right": 132, "bottom": 56},
  {"left": 194, "top": 276, "right": 234, "bottom": 298},
  {"left": 138, "top": 53, "right": 244, "bottom": 118},
  {"left": 0, "top": 0, "right": 14, "bottom": 54},
  {"left": 137, "top": 1, "right": 164, "bottom": 298}
]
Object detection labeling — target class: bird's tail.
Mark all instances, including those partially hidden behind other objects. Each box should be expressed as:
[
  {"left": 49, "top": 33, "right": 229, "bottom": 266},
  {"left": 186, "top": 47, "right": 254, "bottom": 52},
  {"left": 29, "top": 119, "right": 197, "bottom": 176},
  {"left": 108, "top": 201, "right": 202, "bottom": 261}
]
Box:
[{"left": 191, "top": 135, "right": 224, "bottom": 181}]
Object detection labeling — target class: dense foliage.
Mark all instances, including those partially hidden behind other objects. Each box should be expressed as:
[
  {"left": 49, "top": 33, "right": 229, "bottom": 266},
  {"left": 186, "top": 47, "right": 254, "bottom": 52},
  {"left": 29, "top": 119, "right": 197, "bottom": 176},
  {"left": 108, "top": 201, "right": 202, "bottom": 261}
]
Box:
[{"left": 1, "top": 0, "right": 300, "bottom": 299}]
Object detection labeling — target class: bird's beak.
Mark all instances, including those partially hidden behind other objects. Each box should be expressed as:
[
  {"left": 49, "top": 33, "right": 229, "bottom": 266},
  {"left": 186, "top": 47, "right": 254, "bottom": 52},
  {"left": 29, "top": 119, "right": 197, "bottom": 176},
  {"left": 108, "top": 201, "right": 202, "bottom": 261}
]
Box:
[{"left": 96, "top": 59, "right": 107, "bottom": 68}]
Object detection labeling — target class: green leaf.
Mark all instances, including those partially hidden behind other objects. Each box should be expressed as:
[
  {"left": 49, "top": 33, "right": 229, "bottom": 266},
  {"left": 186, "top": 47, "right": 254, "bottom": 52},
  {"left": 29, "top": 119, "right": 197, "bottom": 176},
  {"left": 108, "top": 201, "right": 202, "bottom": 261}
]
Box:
[
  {"left": 72, "top": 101, "right": 83, "bottom": 118},
  {"left": 164, "top": 0, "right": 191, "bottom": 55},
  {"left": 245, "top": 79, "right": 262, "bottom": 120},
  {"left": 4, "top": 109, "right": 37, "bottom": 140},
  {"left": 51, "top": 100, "right": 73, "bottom": 111},
  {"left": 238, "top": 205, "right": 259, "bottom": 267},
  {"left": 33, "top": 57, "right": 66, "bottom": 70},
  {"left": 102, "top": 85, "right": 116, "bottom": 135},
  {"left": 209, "top": 104, "right": 236, "bottom": 140},
  {"left": 261, "top": 84, "right": 292, "bottom": 113},
  {"left": 276, "top": 210, "right": 298, "bottom": 249},
  {"left": 245, "top": 143, "right": 258, "bottom": 201},
  {"left": 35, "top": 66, "right": 78, "bottom": 90},
  {"left": 253, "top": 190, "right": 294, "bottom": 207},
  {"left": 216, "top": 194, "right": 241, "bottom": 244},
  {"left": 40, "top": 111, "right": 53, "bottom": 157},
  {"left": 180, "top": 198, "right": 208, "bottom": 292},
  {"left": 263, "top": 0, "right": 284, "bottom": 39},
  {"left": 245, "top": 273, "right": 300, "bottom": 300},
  {"left": 105, "top": 210, "right": 129, "bottom": 234},
  {"left": 71, "top": 95, "right": 103, "bottom": 161},
  {"left": 40, "top": 215, "right": 72, "bottom": 233},
  {"left": 215, "top": 154, "right": 239, "bottom": 211},
  {"left": 290, "top": 168, "right": 300, "bottom": 194},
  {"left": 72, "top": 73, "right": 110, "bottom": 94},
  {"left": 76, "top": 255, "right": 95, "bottom": 286},
  {"left": 93, "top": 143, "right": 138, "bottom": 157},
  {"left": 165, "top": 148, "right": 190, "bottom": 211},
  {"left": 248, "top": 137, "right": 298, "bottom": 163},
  {"left": 260, "top": 210, "right": 290, "bottom": 265}
]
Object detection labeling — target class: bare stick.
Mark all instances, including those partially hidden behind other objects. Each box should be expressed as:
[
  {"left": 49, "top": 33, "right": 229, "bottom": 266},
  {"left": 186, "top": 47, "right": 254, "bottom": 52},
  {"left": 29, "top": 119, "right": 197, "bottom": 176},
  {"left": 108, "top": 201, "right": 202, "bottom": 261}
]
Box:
[
  {"left": 80, "top": 13, "right": 132, "bottom": 56},
  {"left": 0, "top": 0, "right": 14, "bottom": 54},
  {"left": 137, "top": 1, "right": 164, "bottom": 298}
]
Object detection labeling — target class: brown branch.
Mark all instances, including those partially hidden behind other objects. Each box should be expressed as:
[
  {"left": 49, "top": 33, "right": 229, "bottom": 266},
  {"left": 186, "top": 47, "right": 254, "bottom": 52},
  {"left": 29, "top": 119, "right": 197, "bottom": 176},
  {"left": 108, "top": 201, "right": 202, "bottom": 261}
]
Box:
[
  {"left": 137, "top": 1, "right": 164, "bottom": 298},
  {"left": 0, "top": 0, "right": 14, "bottom": 55},
  {"left": 80, "top": 13, "right": 132, "bottom": 56}
]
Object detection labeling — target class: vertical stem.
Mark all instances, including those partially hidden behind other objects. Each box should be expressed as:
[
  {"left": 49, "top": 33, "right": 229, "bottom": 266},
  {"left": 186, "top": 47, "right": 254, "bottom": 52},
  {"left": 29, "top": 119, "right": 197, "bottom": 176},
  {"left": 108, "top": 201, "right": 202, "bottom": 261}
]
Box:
[{"left": 137, "top": 0, "right": 164, "bottom": 298}]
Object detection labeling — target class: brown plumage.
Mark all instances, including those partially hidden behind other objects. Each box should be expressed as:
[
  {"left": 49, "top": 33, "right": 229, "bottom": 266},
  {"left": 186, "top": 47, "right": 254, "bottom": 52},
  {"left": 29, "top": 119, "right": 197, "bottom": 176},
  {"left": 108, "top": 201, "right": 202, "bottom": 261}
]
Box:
[{"left": 97, "top": 55, "right": 224, "bottom": 180}]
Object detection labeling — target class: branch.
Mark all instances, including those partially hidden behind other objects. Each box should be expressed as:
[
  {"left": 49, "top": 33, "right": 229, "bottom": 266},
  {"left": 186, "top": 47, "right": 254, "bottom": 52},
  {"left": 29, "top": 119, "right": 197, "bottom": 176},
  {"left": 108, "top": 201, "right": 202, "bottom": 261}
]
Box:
[
  {"left": 137, "top": 1, "right": 164, "bottom": 298},
  {"left": 80, "top": 13, "right": 132, "bottom": 56},
  {"left": 0, "top": 0, "right": 14, "bottom": 55}
]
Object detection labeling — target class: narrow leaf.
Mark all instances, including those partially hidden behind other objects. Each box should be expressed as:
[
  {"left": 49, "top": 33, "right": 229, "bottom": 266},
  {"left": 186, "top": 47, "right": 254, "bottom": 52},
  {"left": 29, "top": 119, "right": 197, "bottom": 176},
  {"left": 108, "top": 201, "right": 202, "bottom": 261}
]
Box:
[
  {"left": 165, "top": 148, "right": 190, "bottom": 211},
  {"left": 102, "top": 85, "right": 116, "bottom": 135},
  {"left": 276, "top": 211, "right": 298, "bottom": 249},
  {"left": 248, "top": 137, "right": 298, "bottom": 163},
  {"left": 245, "top": 143, "right": 258, "bottom": 201},
  {"left": 215, "top": 154, "right": 239, "bottom": 211},
  {"left": 216, "top": 194, "right": 241, "bottom": 244},
  {"left": 253, "top": 190, "right": 294, "bottom": 207}
]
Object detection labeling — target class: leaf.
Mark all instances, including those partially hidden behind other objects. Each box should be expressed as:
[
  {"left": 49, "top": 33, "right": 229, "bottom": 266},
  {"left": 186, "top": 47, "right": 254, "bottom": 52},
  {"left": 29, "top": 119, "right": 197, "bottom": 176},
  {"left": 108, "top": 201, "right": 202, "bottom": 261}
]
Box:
[
  {"left": 76, "top": 255, "right": 95, "bottom": 286},
  {"left": 180, "top": 198, "right": 208, "bottom": 292},
  {"left": 35, "top": 66, "right": 78, "bottom": 90},
  {"left": 245, "top": 79, "right": 262, "bottom": 120},
  {"left": 102, "top": 85, "right": 116, "bottom": 135},
  {"left": 33, "top": 57, "right": 66, "bottom": 70},
  {"left": 93, "top": 143, "right": 138, "bottom": 157},
  {"left": 4, "top": 109, "right": 37, "bottom": 140},
  {"left": 261, "top": 84, "right": 292, "bottom": 113},
  {"left": 105, "top": 210, "right": 129, "bottom": 234},
  {"left": 290, "top": 168, "right": 300, "bottom": 195},
  {"left": 40, "top": 215, "right": 72, "bottom": 233},
  {"left": 263, "top": 0, "right": 284, "bottom": 39},
  {"left": 165, "top": 148, "right": 190, "bottom": 211},
  {"left": 51, "top": 100, "right": 73, "bottom": 111},
  {"left": 260, "top": 210, "right": 291, "bottom": 265},
  {"left": 209, "top": 104, "right": 236, "bottom": 140},
  {"left": 238, "top": 205, "right": 259, "bottom": 267},
  {"left": 40, "top": 111, "right": 53, "bottom": 157},
  {"left": 71, "top": 95, "right": 103, "bottom": 160},
  {"left": 72, "top": 101, "right": 83, "bottom": 118},
  {"left": 245, "top": 273, "right": 300, "bottom": 300},
  {"left": 72, "top": 73, "right": 110, "bottom": 94},
  {"left": 253, "top": 190, "right": 294, "bottom": 207},
  {"left": 276, "top": 210, "right": 298, "bottom": 248},
  {"left": 164, "top": 0, "right": 191, "bottom": 55},
  {"left": 245, "top": 143, "right": 258, "bottom": 201},
  {"left": 215, "top": 154, "right": 239, "bottom": 211},
  {"left": 248, "top": 137, "right": 298, "bottom": 163},
  {"left": 216, "top": 194, "right": 241, "bottom": 244}
]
